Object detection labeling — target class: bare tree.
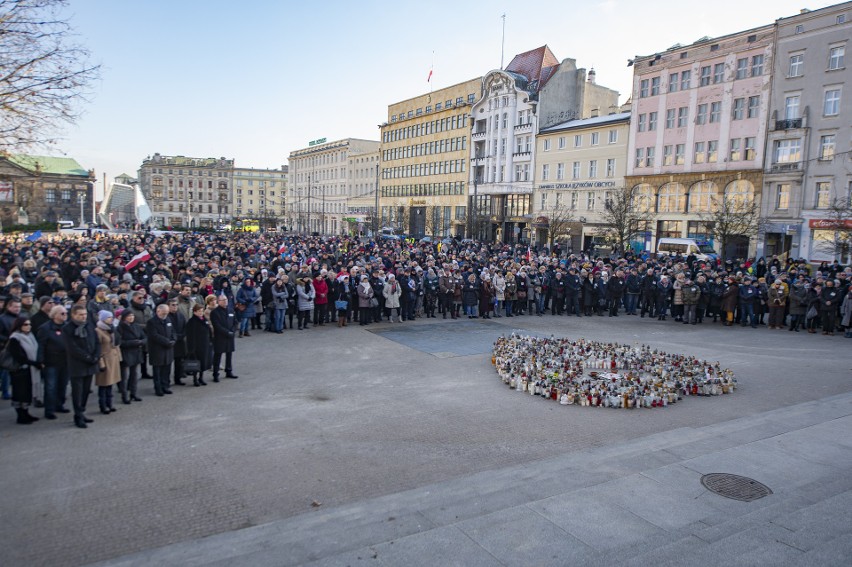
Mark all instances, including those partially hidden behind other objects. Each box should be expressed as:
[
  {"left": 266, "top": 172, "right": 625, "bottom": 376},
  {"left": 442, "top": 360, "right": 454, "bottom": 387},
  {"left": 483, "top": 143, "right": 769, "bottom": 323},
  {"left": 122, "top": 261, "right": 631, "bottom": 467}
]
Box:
[
  {"left": 698, "top": 194, "right": 766, "bottom": 262},
  {"left": 0, "top": 0, "right": 100, "bottom": 149},
  {"left": 599, "top": 186, "right": 655, "bottom": 254},
  {"left": 540, "top": 201, "right": 575, "bottom": 249},
  {"left": 813, "top": 197, "right": 852, "bottom": 262}
]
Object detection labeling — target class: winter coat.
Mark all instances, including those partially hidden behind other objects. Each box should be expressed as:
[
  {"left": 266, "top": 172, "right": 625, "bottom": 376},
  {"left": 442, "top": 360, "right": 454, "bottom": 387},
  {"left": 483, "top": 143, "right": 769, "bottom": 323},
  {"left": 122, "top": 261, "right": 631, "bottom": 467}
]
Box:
[
  {"left": 210, "top": 306, "right": 237, "bottom": 354},
  {"left": 169, "top": 310, "right": 187, "bottom": 358},
  {"left": 62, "top": 320, "right": 101, "bottom": 377},
  {"left": 767, "top": 286, "right": 788, "bottom": 307},
  {"left": 504, "top": 276, "right": 517, "bottom": 301},
  {"left": 607, "top": 277, "right": 626, "bottom": 300},
  {"left": 788, "top": 285, "right": 808, "bottom": 316},
  {"left": 681, "top": 284, "right": 701, "bottom": 305},
  {"left": 185, "top": 315, "right": 213, "bottom": 372},
  {"left": 721, "top": 284, "right": 739, "bottom": 312},
  {"left": 672, "top": 280, "right": 684, "bottom": 305},
  {"left": 271, "top": 283, "right": 290, "bottom": 309},
  {"left": 493, "top": 275, "right": 506, "bottom": 301},
  {"left": 582, "top": 278, "right": 597, "bottom": 307},
  {"left": 235, "top": 285, "right": 260, "bottom": 318},
  {"left": 383, "top": 280, "right": 402, "bottom": 309},
  {"left": 479, "top": 280, "right": 494, "bottom": 313},
  {"left": 128, "top": 300, "right": 153, "bottom": 327},
  {"left": 820, "top": 287, "right": 841, "bottom": 312},
  {"left": 145, "top": 315, "right": 176, "bottom": 367},
  {"left": 313, "top": 277, "right": 329, "bottom": 306},
  {"left": 297, "top": 282, "right": 316, "bottom": 311},
  {"left": 118, "top": 321, "right": 146, "bottom": 367},
  {"left": 95, "top": 326, "right": 121, "bottom": 387},
  {"left": 36, "top": 320, "right": 67, "bottom": 368},
  {"left": 841, "top": 292, "right": 852, "bottom": 327},
  {"left": 8, "top": 336, "right": 39, "bottom": 404},
  {"left": 357, "top": 283, "right": 374, "bottom": 308},
  {"left": 462, "top": 279, "right": 479, "bottom": 306}
]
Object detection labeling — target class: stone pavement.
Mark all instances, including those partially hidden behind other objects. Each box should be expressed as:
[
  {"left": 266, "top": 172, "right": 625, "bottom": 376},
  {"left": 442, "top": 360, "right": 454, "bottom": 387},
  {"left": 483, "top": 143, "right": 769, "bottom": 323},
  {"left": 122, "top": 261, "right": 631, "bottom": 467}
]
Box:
[
  {"left": 92, "top": 390, "right": 852, "bottom": 567},
  {"left": 1, "top": 313, "right": 850, "bottom": 566}
]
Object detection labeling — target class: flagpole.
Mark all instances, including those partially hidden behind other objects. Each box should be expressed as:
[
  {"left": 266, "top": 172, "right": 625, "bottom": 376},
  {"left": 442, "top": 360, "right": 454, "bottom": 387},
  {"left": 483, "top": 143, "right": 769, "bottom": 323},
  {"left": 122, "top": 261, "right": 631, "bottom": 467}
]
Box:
[{"left": 500, "top": 13, "right": 506, "bottom": 69}]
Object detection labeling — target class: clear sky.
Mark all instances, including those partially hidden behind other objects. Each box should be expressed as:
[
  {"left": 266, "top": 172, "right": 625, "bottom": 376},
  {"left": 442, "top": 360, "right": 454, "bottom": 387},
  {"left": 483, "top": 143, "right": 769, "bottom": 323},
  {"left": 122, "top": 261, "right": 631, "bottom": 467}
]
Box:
[{"left": 55, "top": 0, "right": 827, "bottom": 197}]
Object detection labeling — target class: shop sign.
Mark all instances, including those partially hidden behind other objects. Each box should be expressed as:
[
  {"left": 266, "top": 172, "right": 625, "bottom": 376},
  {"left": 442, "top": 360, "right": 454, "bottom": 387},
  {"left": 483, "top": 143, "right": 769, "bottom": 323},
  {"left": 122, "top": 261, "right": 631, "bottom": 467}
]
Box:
[
  {"left": 808, "top": 219, "right": 852, "bottom": 230},
  {"left": 539, "top": 181, "right": 617, "bottom": 189}
]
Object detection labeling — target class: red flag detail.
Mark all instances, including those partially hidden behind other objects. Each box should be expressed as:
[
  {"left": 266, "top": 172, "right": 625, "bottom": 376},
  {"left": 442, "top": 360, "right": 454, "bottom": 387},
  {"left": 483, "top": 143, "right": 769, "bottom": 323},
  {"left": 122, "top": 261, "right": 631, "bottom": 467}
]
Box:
[
  {"left": 427, "top": 68, "right": 433, "bottom": 82},
  {"left": 125, "top": 250, "right": 151, "bottom": 271}
]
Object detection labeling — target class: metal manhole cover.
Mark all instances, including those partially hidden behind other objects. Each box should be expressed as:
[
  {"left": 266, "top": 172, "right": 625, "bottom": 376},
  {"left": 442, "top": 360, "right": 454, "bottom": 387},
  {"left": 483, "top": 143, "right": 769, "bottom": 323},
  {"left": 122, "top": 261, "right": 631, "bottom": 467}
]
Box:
[{"left": 701, "top": 473, "right": 773, "bottom": 502}]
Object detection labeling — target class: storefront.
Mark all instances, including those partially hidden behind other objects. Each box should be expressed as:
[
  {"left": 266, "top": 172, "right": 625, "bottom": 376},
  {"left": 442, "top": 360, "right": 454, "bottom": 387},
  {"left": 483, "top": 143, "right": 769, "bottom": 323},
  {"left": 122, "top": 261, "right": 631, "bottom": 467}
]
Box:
[{"left": 807, "top": 218, "right": 852, "bottom": 264}]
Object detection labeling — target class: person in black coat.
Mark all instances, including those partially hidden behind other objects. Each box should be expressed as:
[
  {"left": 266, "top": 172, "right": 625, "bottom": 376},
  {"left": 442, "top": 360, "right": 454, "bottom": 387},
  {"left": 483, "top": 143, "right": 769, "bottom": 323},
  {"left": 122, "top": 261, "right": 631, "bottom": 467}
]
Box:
[
  {"left": 146, "top": 304, "right": 176, "bottom": 396},
  {"left": 210, "top": 294, "right": 238, "bottom": 382},
  {"left": 62, "top": 304, "right": 101, "bottom": 428},
  {"left": 185, "top": 303, "right": 213, "bottom": 386},
  {"left": 167, "top": 298, "right": 188, "bottom": 386},
  {"left": 117, "top": 309, "right": 146, "bottom": 403},
  {"left": 36, "top": 305, "right": 70, "bottom": 419},
  {"left": 607, "top": 271, "right": 626, "bottom": 317},
  {"left": 186, "top": 305, "right": 213, "bottom": 386},
  {"left": 7, "top": 317, "right": 42, "bottom": 424}
]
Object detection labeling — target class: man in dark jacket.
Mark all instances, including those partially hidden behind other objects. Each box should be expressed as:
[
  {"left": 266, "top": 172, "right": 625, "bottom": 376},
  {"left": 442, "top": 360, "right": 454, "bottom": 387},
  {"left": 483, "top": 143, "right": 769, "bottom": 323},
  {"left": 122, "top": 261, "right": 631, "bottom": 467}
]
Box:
[
  {"left": 565, "top": 268, "right": 582, "bottom": 317},
  {"left": 62, "top": 304, "right": 101, "bottom": 428},
  {"left": 210, "top": 294, "right": 238, "bottom": 382},
  {"left": 37, "top": 305, "right": 69, "bottom": 419},
  {"left": 738, "top": 277, "right": 758, "bottom": 328},
  {"left": 640, "top": 269, "right": 657, "bottom": 318},
  {"left": 146, "top": 304, "right": 176, "bottom": 396},
  {"left": 607, "top": 270, "right": 626, "bottom": 317},
  {"left": 167, "top": 298, "right": 187, "bottom": 386},
  {"left": 128, "top": 291, "right": 154, "bottom": 378}
]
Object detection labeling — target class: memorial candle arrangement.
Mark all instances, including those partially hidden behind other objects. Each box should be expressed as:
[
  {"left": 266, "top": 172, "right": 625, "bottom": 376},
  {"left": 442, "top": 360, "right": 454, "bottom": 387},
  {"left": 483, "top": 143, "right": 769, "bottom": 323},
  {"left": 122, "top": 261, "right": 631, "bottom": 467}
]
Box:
[{"left": 492, "top": 333, "right": 736, "bottom": 409}]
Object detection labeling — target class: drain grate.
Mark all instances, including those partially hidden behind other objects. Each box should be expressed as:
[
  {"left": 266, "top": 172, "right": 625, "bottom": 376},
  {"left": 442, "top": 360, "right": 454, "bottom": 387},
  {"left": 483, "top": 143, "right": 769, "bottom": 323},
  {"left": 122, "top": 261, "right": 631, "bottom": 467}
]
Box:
[{"left": 701, "top": 473, "right": 773, "bottom": 502}]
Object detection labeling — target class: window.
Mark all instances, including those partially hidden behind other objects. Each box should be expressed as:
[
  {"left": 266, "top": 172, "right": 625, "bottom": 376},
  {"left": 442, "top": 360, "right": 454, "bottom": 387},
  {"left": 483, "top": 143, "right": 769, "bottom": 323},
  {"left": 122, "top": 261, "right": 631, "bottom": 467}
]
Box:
[
  {"left": 638, "top": 114, "right": 647, "bottom": 132},
  {"left": 795, "top": 24, "right": 804, "bottom": 34},
  {"left": 789, "top": 54, "right": 803, "bottom": 77},
  {"left": 819, "top": 134, "right": 836, "bottom": 160},
  {"left": 45, "top": 188, "right": 56, "bottom": 203},
  {"left": 573, "top": 135, "right": 582, "bottom": 147},
  {"left": 744, "top": 137, "right": 756, "bottom": 160},
  {"left": 713, "top": 62, "right": 725, "bottom": 83},
  {"left": 658, "top": 182, "right": 686, "bottom": 213},
  {"left": 468, "top": 93, "right": 475, "bottom": 103},
  {"left": 785, "top": 95, "right": 800, "bottom": 119},
  {"left": 689, "top": 181, "right": 717, "bottom": 212},
  {"left": 557, "top": 163, "right": 565, "bottom": 180},
  {"left": 707, "top": 140, "right": 718, "bottom": 163},
  {"left": 502, "top": 113, "right": 508, "bottom": 128},
  {"left": 666, "top": 108, "right": 676, "bottom": 129},
  {"left": 572, "top": 162, "right": 580, "bottom": 179},
  {"left": 669, "top": 72, "right": 679, "bottom": 92},
  {"left": 776, "top": 184, "right": 790, "bottom": 210},
  {"left": 541, "top": 164, "right": 549, "bottom": 181},
  {"left": 816, "top": 181, "right": 831, "bottom": 208},
  {"left": 591, "top": 132, "right": 600, "bottom": 145},
  {"left": 543, "top": 139, "right": 551, "bottom": 151},
  {"left": 774, "top": 139, "right": 801, "bottom": 163},
  {"left": 635, "top": 148, "right": 645, "bottom": 168},
  {"left": 570, "top": 191, "right": 578, "bottom": 209},
  {"left": 606, "top": 158, "right": 616, "bottom": 177},
  {"left": 587, "top": 191, "right": 596, "bottom": 210},
  {"left": 645, "top": 147, "right": 655, "bottom": 167},
  {"left": 729, "top": 138, "right": 742, "bottom": 161},
  {"left": 736, "top": 58, "right": 748, "bottom": 79},
  {"left": 747, "top": 95, "right": 760, "bottom": 118},
  {"left": 648, "top": 112, "right": 658, "bottom": 131},
  {"left": 640, "top": 79, "right": 649, "bottom": 98},
  {"left": 589, "top": 160, "right": 598, "bottom": 178},
  {"left": 824, "top": 89, "right": 841, "bottom": 115},
  {"left": 751, "top": 54, "right": 764, "bottom": 76},
  {"left": 700, "top": 65, "right": 712, "bottom": 86},
  {"left": 677, "top": 107, "right": 688, "bottom": 127},
  {"left": 675, "top": 144, "right": 686, "bottom": 165},
  {"left": 651, "top": 76, "right": 661, "bottom": 95},
  {"left": 608, "top": 129, "right": 618, "bottom": 144},
  {"left": 709, "top": 102, "right": 721, "bottom": 123},
  {"left": 838, "top": 14, "right": 847, "bottom": 24},
  {"left": 829, "top": 46, "right": 845, "bottom": 70},
  {"left": 680, "top": 70, "right": 691, "bottom": 90},
  {"left": 694, "top": 141, "right": 706, "bottom": 164},
  {"left": 696, "top": 104, "right": 708, "bottom": 125},
  {"left": 663, "top": 145, "right": 674, "bottom": 165},
  {"left": 732, "top": 98, "right": 745, "bottom": 120}
]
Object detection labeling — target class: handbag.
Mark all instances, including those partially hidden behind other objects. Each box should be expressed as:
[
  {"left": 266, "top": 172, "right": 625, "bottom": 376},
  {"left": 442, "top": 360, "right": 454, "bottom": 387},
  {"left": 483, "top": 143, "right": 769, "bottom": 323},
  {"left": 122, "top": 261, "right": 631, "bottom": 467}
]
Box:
[
  {"left": 334, "top": 300, "right": 348, "bottom": 310},
  {"left": 0, "top": 345, "right": 20, "bottom": 372},
  {"left": 806, "top": 305, "right": 818, "bottom": 320},
  {"left": 370, "top": 297, "right": 379, "bottom": 308},
  {"left": 235, "top": 302, "right": 246, "bottom": 312},
  {"left": 183, "top": 359, "right": 201, "bottom": 373}
]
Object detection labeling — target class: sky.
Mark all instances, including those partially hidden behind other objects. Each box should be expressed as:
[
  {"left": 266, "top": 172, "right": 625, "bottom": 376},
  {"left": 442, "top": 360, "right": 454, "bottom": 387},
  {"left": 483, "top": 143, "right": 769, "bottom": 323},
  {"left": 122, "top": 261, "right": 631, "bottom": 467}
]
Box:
[{"left": 51, "top": 0, "right": 828, "bottom": 198}]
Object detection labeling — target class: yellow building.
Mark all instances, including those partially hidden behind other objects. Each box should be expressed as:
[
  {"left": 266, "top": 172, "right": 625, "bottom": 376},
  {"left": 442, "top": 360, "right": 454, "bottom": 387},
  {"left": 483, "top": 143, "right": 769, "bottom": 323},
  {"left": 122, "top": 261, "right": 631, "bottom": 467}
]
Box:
[
  {"left": 379, "top": 78, "right": 481, "bottom": 238},
  {"left": 232, "top": 166, "right": 288, "bottom": 230},
  {"left": 534, "top": 112, "right": 631, "bottom": 250}
]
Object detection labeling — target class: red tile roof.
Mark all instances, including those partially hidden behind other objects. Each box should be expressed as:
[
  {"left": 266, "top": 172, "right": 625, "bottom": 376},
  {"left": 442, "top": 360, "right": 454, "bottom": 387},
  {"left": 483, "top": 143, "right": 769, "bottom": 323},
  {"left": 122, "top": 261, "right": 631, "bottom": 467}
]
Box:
[{"left": 505, "top": 45, "right": 560, "bottom": 89}]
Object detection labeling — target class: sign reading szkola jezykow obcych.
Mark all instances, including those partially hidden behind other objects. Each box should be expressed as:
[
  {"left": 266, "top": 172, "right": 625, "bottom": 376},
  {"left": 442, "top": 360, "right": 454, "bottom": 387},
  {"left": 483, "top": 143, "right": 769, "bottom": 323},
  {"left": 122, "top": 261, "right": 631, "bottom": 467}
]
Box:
[{"left": 308, "top": 138, "right": 327, "bottom": 147}]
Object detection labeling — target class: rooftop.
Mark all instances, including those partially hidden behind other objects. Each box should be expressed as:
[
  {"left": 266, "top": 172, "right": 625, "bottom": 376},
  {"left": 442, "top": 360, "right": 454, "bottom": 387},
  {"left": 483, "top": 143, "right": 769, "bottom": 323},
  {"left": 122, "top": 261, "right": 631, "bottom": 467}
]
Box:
[
  {"left": 6, "top": 154, "right": 91, "bottom": 177},
  {"left": 540, "top": 112, "right": 631, "bottom": 133},
  {"left": 505, "top": 45, "right": 561, "bottom": 91}
]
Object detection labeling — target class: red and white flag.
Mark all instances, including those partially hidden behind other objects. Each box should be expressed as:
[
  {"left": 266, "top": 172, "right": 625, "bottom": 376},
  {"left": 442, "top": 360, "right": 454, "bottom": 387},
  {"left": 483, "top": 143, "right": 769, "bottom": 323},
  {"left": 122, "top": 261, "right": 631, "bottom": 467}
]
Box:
[
  {"left": 125, "top": 250, "right": 151, "bottom": 271},
  {"left": 427, "top": 67, "right": 433, "bottom": 82},
  {"left": 278, "top": 243, "right": 288, "bottom": 255}
]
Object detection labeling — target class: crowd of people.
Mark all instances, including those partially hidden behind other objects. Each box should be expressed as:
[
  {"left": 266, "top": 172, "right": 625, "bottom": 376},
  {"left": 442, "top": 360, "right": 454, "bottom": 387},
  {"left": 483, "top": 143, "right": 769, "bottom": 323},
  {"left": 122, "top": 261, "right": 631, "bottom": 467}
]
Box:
[{"left": 1, "top": 229, "right": 850, "bottom": 428}]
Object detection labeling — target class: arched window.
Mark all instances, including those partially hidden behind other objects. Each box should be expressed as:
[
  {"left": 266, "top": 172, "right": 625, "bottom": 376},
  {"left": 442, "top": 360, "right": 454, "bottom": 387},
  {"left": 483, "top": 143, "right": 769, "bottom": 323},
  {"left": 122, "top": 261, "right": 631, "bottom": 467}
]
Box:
[
  {"left": 724, "top": 179, "right": 755, "bottom": 208},
  {"left": 657, "top": 182, "right": 686, "bottom": 213},
  {"left": 631, "top": 183, "right": 655, "bottom": 212},
  {"left": 689, "top": 181, "right": 718, "bottom": 212}
]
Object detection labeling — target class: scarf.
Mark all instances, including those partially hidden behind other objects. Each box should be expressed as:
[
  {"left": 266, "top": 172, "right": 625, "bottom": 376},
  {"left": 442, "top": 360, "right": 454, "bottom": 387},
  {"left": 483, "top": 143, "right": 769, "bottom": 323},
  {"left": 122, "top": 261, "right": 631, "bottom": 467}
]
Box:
[
  {"left": 73, "top": 319, "right": 88, "bottom": 338},
  {"left": 97, "top": 320, "right": 120, "bottom": 346},
  {"left": 10, "top": 331, "right": 38, "bottom": 362}
]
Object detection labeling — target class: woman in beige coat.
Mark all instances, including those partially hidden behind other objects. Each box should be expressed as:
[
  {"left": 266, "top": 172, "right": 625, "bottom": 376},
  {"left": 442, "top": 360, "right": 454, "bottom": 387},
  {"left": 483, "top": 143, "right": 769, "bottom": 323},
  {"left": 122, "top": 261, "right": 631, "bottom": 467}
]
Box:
[{"left": 95, "top": 310, "right": 122, "bottom": 414}]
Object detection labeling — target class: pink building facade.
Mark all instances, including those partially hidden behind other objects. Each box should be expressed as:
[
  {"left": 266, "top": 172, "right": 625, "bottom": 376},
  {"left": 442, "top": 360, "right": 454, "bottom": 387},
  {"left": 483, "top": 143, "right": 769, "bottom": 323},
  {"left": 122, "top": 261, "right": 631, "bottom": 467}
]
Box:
[{"left": 625, "top": 26, "right": 774, "bottom": 259}]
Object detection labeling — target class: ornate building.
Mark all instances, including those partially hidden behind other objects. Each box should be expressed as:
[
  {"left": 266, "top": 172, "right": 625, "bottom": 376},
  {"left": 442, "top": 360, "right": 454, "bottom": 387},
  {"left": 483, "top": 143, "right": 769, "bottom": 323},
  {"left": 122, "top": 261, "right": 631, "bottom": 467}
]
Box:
[
  {"left": 469, "top": 46, "right": 619, "bottom": 243},
  {"left": 232, "top": 166, "right": 288, "bottom": 229},
  {"left": 0, "top": 153, "right": 95, "bottom": 227},
  {"left": 138, "top": 153, "right": 233, "bottom": 228}
]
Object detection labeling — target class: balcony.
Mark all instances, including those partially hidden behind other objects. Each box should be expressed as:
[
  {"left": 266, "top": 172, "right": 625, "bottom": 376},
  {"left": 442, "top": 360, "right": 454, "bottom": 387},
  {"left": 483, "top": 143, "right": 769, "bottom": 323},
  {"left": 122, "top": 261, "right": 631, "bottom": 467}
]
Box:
[
  {"left": 472, "top": 130, "right": 486, "bottom": 140},
  {"left": 769, "top": 162, "right": 801, "bottom": 173},
  {"left": 471, "top": 155, "right": 486, "bottom": 165},
  {"left": 514, "top": 122, "right": 532, "bottom": 132},
  {"left": 775, "top": 118, "right": 803, "bottom": 130}
]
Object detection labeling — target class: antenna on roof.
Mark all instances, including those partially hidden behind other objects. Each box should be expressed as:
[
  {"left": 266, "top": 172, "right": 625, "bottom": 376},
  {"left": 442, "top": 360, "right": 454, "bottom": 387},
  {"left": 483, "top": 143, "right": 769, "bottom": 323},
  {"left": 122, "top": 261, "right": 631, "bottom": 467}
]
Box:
[{"left": 500, "top": 13, "right": 506, "bottom": 69}]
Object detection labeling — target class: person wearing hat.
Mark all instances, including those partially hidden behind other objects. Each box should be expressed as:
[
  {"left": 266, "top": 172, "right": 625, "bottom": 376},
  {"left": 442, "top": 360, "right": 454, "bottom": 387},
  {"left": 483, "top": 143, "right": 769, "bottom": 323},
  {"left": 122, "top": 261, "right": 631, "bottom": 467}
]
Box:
[
  {"left": 87, "top": 284, "right": 114, "bottom": 325},
  {"left": 356, "top": 275, "right": 374, "bottom": 326},
  {"left": 95, "top": 311, "right": 121, "bottom": 414},
  {"left": 36, "top": 305, "right": 70, "bottom": 418},
  {"left": 819, "top": 279, "right": 840, "bottom": 335},
  {"left": 30, "top": 296, "right": 55, "bottom": 334},
  {"left": 767, "top": 279, "right": 788, "bottom": 329},
  {"left": 738, "top": 277, "right": 758, "bottom": 328}
]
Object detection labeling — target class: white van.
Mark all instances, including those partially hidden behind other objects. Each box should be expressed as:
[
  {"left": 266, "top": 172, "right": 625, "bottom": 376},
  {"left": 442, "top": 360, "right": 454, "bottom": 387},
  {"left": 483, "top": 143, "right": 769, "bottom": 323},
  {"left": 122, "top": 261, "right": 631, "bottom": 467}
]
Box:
[{"left": 656, "top": 238, "right": 718, "bottom": 263}]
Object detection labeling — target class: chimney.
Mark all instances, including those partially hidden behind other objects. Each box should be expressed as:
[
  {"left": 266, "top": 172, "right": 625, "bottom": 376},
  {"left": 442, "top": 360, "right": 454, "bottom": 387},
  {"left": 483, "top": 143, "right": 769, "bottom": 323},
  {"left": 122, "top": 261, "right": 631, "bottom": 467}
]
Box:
[
  {"left": 588, "top": 68, "right": 596, "bottom": 84},
  {"left": 591, "top": 108, "right": 600, "bottom": 118}
]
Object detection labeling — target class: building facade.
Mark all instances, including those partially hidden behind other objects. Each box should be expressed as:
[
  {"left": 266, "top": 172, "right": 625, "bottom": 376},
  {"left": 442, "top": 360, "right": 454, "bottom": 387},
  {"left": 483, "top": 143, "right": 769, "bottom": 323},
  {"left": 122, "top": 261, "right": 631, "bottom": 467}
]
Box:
[
  {"left": 346, "top": 149, "right": 379, "bottom": 236},
  {"left": 534, "top": 112, "right": 631, "bottom": 251},
  {"left": 232, "top": 166, "right": 288, "bottom": 229},
  {"left": 138, "top": 154, "right": 233, "bottom": 228},
  {"left": 762, "top": 2, "right": 851, "bottom": 263},
  {"left": 379, "top": 78, "right": 480, "bottom": 239},
  {"left": 0, "top": 153, "right": 95, "bottom": 227},
  {"left": 469, "top": 46, "right": 619, "bottom": 244},
  {"left": 288, "top": 138, "right": 379, "bottom": 235}
]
